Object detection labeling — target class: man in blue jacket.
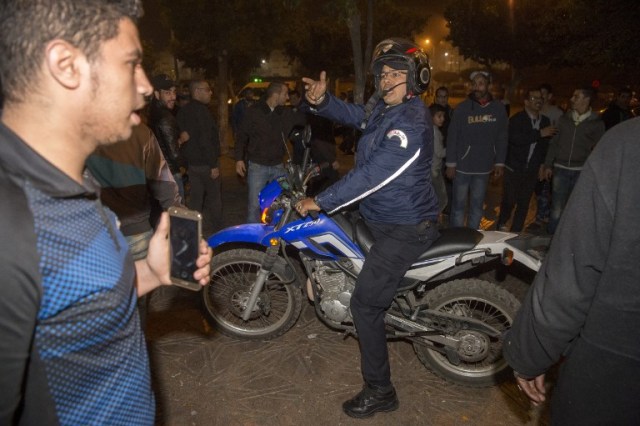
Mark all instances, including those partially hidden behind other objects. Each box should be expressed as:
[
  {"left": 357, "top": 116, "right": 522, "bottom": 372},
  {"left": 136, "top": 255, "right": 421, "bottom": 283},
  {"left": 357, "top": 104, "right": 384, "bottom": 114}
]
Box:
[
  {"left": 297, "top": 39, "right": 440, "bottom": 419},
  {"left": 445, "top": 71, "right": 508, "bottom": 229}
]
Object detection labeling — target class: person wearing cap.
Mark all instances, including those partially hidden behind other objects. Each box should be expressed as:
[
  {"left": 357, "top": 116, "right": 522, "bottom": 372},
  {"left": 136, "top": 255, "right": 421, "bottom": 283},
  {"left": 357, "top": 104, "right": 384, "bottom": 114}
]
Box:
[
  {"left": 445, "top": 70, "right": 508, "bottom": 229},
  {"left": 297, "top": 38, "right": 440, "bottom": 418},
  {"left": 149, "top": 73, "right": 186, "bottom": 200}
]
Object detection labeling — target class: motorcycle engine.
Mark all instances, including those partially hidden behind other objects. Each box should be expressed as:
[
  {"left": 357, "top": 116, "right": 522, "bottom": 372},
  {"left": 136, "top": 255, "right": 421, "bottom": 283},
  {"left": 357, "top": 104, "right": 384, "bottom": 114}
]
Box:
[{"left": 313, "top": 264, "right": 355, "bottom": 323}]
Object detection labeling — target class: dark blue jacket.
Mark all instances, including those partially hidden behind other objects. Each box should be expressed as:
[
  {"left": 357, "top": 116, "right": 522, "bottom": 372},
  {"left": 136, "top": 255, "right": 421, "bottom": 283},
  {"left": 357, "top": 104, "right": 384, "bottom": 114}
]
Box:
[
  {"left": 445, "top": 95, "right": 508, "bottom": 174},
  {"left": 306, "top": 94, "right": 439, "bottom": 225}
]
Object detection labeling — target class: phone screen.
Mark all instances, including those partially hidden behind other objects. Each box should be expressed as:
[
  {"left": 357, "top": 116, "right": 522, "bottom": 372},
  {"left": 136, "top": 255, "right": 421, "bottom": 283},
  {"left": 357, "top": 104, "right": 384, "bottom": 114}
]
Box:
[{"left": 170, "top": 215, "right": 200, "bottom": 284}]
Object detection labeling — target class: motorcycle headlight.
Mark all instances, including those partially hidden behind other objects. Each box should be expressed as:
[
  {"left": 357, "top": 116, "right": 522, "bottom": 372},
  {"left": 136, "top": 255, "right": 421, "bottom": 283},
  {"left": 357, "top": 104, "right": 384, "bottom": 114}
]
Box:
[{"left": 261, "top": 207, "right": 272, "bottom": 224}]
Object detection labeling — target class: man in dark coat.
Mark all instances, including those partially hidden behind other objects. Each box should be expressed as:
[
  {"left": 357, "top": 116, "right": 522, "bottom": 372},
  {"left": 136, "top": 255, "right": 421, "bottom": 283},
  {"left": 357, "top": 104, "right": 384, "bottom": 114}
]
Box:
[{"left": 504, "top": 118, "right": 640, "bottom": 425}]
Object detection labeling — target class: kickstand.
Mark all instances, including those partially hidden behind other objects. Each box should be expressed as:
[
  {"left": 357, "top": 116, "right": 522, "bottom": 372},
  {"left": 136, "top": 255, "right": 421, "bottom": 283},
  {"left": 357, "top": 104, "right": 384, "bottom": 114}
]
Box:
[{"left": 342, "top": 329, "right": 357, "bottom": 340}]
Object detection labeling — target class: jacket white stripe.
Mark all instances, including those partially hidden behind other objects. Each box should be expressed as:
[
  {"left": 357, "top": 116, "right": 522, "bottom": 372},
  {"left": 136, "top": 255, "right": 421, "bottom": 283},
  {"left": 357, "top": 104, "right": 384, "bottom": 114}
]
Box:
[{"left": 328, "top": 148, "right": 422, "bottom": 215}]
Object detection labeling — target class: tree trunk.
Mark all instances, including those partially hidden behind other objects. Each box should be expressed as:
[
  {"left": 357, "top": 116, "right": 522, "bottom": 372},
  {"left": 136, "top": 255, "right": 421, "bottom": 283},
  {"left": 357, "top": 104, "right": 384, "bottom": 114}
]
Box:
[
  {"left": 508, "top": 65, "right": 522, "bottom": 107},
  {"left": 346, "top": 2, "right": 364, "bottom": 105},
  {"left": 217, "top": 50, "right": 230, "bottom": 155}
]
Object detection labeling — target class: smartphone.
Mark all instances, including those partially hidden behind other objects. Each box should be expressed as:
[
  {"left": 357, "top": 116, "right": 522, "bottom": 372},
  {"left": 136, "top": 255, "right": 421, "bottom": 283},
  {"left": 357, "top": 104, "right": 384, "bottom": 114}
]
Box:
[{"left": 168, "top": 206, "right": 203, "bottom": 291}]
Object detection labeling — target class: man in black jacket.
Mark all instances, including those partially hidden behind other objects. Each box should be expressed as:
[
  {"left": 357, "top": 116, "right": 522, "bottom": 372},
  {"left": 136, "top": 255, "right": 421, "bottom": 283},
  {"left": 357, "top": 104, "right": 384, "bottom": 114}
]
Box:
[
  {"left": 234, "top": 81, "right": 300, "bottom": 222},
  {"left": 496, "top": 89, "right": 557, "bottom": 232},
  {"left": 177, "top": 79, "right": 222, "bottom": 235},
  {"left": 149, "top": 74, "right": 185, "bottom": 199},
  {"left": 600, "top": 86, "right": 633, "bottom": 130},
  {"left": 504, "top": 118, "right": 640, "bottom": 425}
]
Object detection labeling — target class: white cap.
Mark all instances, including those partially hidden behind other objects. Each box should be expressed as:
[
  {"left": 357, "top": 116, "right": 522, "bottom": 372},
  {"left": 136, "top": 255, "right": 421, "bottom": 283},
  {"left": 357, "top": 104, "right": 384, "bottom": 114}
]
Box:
[{"left": 470, "top": 70, "right": 491, "bottom": 81}]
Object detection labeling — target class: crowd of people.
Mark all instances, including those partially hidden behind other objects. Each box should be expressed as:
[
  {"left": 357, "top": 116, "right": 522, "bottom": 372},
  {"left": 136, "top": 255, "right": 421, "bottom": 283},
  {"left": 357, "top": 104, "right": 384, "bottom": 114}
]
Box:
[
  {"left": 1, "top": 0, "right": 638, "bottom": 423},
  {"left": 95, "top": 59, "right": 633, "bottom": 241},
  {"left": 432, "top": 80, "right": 631, "bottom": 235}
]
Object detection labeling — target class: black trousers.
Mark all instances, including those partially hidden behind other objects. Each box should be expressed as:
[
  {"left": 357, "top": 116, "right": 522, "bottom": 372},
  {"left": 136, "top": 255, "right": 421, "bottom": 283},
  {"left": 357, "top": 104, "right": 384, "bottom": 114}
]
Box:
[
  {"left": 187, "top": 165, "right": 223, "bottom": 236},
  {"left": 498, "top": 167, "right": 538, "bottom": 232},
  {"left": 350, "top": 220, "right": 439, "bottom": 387},
  {"left": 550, "top": 338, "right": 640, "bottom": 425}
]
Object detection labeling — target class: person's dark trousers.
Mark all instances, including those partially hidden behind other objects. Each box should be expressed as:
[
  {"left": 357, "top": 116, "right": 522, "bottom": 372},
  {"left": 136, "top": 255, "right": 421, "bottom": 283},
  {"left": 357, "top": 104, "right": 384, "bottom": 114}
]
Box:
[
  {"left": 497, "top": 167, "right": 538, "bottom": 232},
  {"left": 534, "top": 179, "right": 551, "bottom": 222},
  {"left": 350, "top": 220, "right": 439, "bottom": 387},
  {"left": 187, "top": 164, "right": 223, "bottom": 237},
  {"left": 550, "top": 338, "right": 640, "bottom": 425},
  {"left": 443, "top": 164, "right": 453, "bottom": 215},
  {"left": 548, "top": 167, "right": 581, "bottom": 234}
]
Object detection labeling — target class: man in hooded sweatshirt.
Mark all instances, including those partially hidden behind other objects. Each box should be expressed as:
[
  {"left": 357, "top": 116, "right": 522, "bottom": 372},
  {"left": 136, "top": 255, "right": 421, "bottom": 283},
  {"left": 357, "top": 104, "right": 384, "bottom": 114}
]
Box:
[{"left": 445, "top": 71, "right": 508, "bottom": 229}]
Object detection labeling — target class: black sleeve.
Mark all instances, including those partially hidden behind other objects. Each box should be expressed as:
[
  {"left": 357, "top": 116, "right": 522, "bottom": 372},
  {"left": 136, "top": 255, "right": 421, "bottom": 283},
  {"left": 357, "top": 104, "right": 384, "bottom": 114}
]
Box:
[
  {"left": 157, "top": 115, "right": 180, "bottom": 163},
  {"left": 234, "top": 107, "right": 252, "bottom": 162},
  {"left": 211, "top": 123, "right": 220, "bottom": 169},
  {"left": 0, "top": 175, "right": 44, "bottom": 423},
  {"left": 503, "top": 137, "right": 613, "bottom": 377}
]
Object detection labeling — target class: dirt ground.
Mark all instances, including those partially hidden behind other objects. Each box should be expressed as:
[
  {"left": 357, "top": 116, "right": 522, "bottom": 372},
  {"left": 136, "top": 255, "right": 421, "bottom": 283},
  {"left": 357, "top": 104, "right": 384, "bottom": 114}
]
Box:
[{"left": 146, "top": 147, "right": 551, "bottom": 425}]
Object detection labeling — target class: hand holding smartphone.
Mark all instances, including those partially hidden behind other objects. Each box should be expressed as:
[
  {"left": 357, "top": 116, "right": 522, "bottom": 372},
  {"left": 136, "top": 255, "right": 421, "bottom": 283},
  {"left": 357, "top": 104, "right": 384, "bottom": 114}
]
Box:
[{"left": 168, "top": 206, "right": 203, "bottom": 291}]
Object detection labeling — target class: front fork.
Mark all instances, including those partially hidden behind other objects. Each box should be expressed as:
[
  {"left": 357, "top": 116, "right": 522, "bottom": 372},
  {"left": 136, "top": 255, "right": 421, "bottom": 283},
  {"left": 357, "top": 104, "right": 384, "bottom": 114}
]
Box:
[
  {"left": 241, "top": 244, "right": 280, "bottom": 321},
  {"left": 241, "top": 200, "right": 298, "bottom": 321}
]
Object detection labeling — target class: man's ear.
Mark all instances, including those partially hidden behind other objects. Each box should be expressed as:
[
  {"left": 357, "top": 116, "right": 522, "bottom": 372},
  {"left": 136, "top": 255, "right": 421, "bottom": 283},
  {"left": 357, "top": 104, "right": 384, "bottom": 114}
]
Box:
[
  {"left": 45, "top": 40, "right": 85, "bottom": 90},
  {"left": 153, "top": 90, "right": 160, "bottom": 100}
]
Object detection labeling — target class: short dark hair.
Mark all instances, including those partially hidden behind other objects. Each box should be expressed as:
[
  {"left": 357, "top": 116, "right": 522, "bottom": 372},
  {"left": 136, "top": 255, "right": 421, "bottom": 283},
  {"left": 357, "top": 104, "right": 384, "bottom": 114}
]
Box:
[
  {"left": 539, "top": 83, "right": 553, "bottom": 94},
  {"left": 240, "top": 88, "right": 254, "bottom": 99},
  {"left": 189, "top": 79, "right": 209, "bottom": 96},
  {"left": 0, "top": 0, "right": 143, "bottom": 104},
  {"left": 266, "top": 81, "right": 287, "bottom": 98},
  {"left": 578, "top": 86, "right": 596, "bottom": 104},
  {"left": 618, "top": 87, "right": 632, "bottom": 96},
  {"left": 429, "top": 103, "right": 447, "bottom": 116},
  {"left": 435, "top": 86, "right": 449, "bottom": 96},
  {"left": 524, "top": 88, "right": 542, "bottom": 101}
]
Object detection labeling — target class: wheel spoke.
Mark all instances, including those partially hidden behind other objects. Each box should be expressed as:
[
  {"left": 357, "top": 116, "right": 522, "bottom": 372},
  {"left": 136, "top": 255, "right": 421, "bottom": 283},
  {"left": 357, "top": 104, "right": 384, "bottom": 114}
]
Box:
[
  {"left": 413, "top": 279, "right": 521, "bottom": 386},
  {"left": 203, "top": 251, "right": 302, "bottom": 338}
]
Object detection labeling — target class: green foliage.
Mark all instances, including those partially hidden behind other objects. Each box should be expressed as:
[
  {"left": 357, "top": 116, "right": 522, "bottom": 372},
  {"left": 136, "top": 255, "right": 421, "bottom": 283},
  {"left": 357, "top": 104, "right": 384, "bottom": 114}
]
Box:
[
  {"left": 280, "top": 0, "right": 430, "bottom": 75},
  {"left": 154, "top": 0, "right": 433, "bottom": 94},
  {"left": 159, "top": 0, "right": 286, "bottom": 80},
  {"left": 445, "top": 0, "right": 640, "bottom": 73}
]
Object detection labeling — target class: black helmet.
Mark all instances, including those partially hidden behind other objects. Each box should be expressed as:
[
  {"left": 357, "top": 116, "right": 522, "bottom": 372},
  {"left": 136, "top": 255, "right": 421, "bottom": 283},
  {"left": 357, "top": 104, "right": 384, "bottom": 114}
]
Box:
[{"left": 371, "top": 38, "right": 431, "bottom": 95}]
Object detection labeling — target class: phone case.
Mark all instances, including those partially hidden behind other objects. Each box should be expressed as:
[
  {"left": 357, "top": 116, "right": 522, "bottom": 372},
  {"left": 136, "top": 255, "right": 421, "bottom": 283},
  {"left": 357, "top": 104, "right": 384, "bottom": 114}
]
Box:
[{"left": 168, "top": 207, "right": 203, "bottom": 291}]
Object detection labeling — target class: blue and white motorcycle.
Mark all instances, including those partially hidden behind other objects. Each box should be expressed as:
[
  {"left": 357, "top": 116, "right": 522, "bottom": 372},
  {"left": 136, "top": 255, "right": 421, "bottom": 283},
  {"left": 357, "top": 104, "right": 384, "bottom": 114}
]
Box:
[{"left": 203, "top": 127, "right": 549, "bottom": 387}]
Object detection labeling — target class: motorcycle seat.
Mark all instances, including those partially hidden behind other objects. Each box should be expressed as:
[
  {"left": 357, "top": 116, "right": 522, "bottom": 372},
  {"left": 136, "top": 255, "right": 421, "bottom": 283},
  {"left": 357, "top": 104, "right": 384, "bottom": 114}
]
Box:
[
  {"left": 355, "top": 221, "right": 482, "bottom": 260},
  {"left": 416, "top": 227, "right": 483, "bottom": 261}
]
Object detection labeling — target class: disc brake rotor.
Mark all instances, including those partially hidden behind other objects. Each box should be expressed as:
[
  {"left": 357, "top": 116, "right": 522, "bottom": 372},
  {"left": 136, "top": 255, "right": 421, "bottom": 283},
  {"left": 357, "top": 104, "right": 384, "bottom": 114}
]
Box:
[
  {"left": 229, "top": 290, "right": 271, "bottom": 320},
  {"left": 455, "top": 331, "right": 490, "bottom": 363}
]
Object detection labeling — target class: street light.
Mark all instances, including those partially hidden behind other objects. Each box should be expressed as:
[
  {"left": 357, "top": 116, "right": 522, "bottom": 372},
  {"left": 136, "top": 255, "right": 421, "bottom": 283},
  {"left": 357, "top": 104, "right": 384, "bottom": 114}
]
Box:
[{"left": 423, "top": 38, "right": 436, "bottom": 68}]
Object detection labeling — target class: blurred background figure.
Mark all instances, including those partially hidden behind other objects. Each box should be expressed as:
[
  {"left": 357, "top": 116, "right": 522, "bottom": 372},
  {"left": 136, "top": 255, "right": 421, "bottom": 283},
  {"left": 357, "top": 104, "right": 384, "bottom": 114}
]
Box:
[
  {"left": 601, "top": 86, "right": 633, "bottom": 130},
  {"left": 149, "top": 73, "right": 186, "bottom": 200},
  {"left": 232, "top": 87, "right": 255, "bottom": 138},
  {"left": 177, "top": 80, "right": 223, "bottom": 235},
  {"left": 496, "top": 89, "right": 555, "bottom": 232},
  {"left": 541, "top": 86, "right": 605, "bottom": 234},
  {"left": 428, "top": 103, "right": 448, "bottom": 219}
]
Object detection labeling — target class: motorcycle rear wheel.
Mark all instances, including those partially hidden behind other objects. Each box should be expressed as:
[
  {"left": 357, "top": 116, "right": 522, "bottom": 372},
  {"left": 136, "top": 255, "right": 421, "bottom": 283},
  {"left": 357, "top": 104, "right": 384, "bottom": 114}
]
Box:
[
  {"left": 202, "top": 249, "right": 303, "bottom": 340},
  {"left": 413, "top": 278, "right": 520, "bottom": 387}
]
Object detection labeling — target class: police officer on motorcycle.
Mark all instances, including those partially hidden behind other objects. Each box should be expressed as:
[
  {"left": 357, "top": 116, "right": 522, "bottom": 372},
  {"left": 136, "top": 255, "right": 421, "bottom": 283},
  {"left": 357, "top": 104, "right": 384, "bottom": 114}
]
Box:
[{"left": 297, "top": 38, "right": 440, "bottom": 419}]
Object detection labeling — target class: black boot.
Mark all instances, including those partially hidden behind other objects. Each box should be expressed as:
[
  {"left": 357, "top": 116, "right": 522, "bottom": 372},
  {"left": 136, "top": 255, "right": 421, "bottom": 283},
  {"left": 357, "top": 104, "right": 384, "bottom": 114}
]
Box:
[{"left": 342, "top": 383, "right": 399, "bottom": 418}]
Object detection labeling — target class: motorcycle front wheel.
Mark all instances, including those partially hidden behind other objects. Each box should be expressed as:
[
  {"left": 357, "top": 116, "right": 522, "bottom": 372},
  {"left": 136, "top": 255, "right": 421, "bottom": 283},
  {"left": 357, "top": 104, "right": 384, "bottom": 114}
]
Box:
[
  {"left": 413, "top": 278, "right": 520, "bottom": 387},
  {"left": 202, "top": 248, "right": 303, "bottom": 340}
]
